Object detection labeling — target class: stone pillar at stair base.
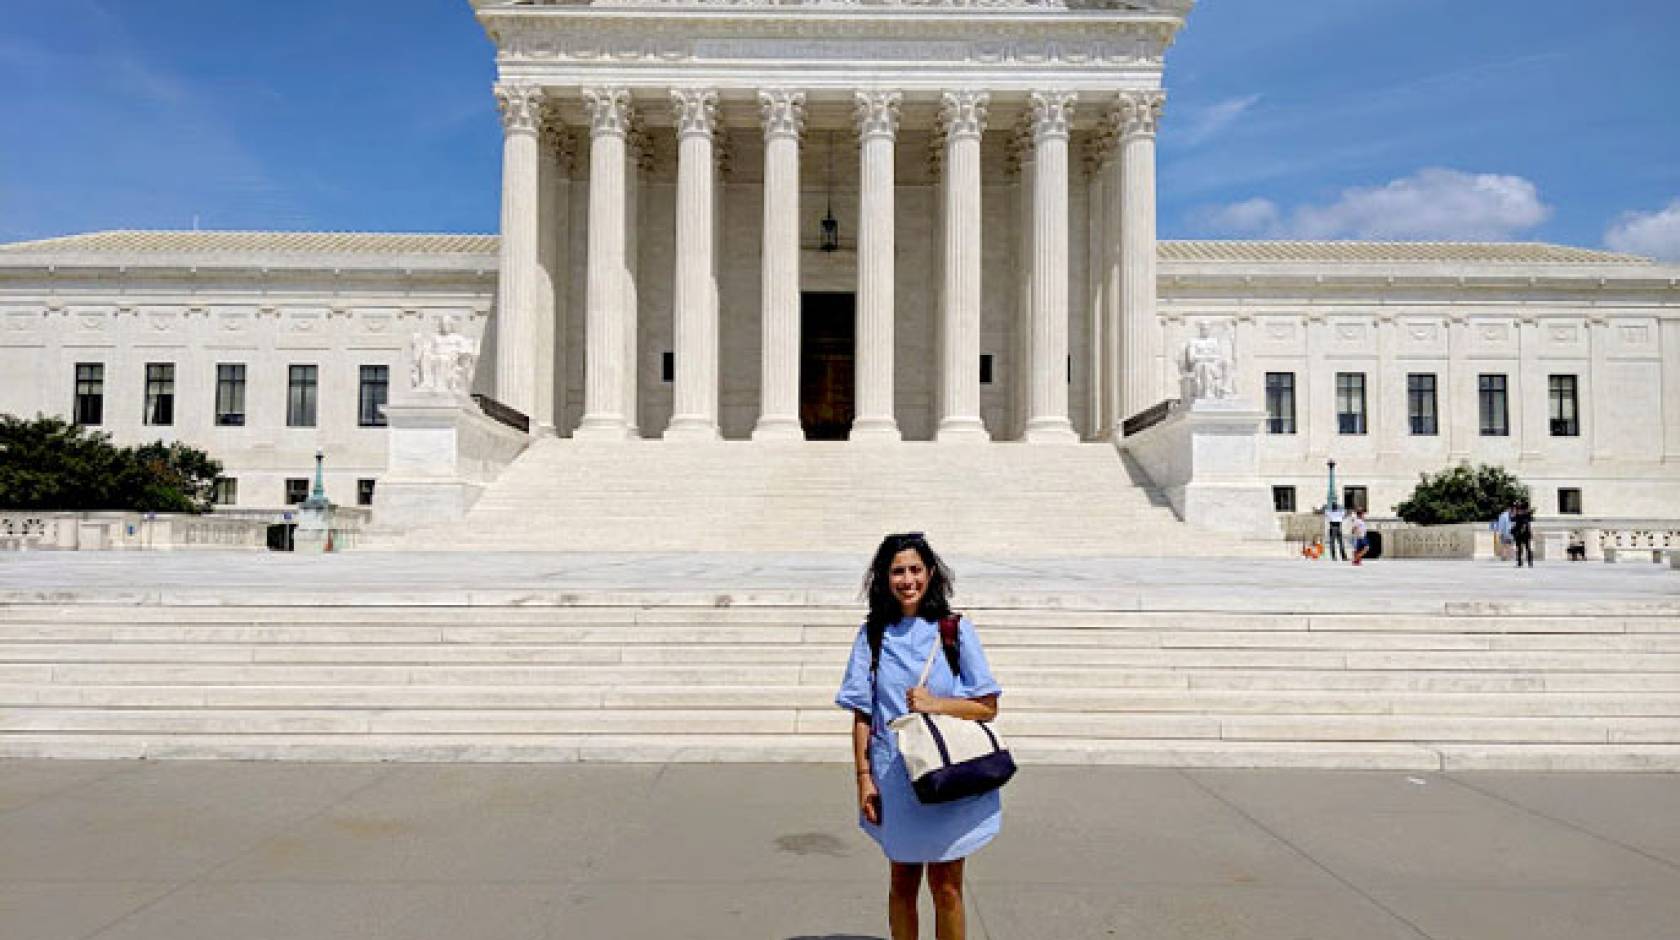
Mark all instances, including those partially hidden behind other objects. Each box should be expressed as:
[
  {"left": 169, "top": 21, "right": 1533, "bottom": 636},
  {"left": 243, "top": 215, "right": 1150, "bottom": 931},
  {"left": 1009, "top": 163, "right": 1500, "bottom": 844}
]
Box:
[
  {"left": 375, "top": 398, "right": 530, "bottom": 531},
  {"left": 1118, "top": 399, "right": 1281, "bottom": 540}
]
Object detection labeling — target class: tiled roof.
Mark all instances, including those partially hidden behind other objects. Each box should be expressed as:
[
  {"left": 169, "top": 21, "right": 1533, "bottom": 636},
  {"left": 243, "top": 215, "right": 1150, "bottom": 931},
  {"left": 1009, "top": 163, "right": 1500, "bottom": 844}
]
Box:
[
  {"left": 0, "top": 231, "right": 1656, "bottom": 266},
  {"left": 0, "top": 230, "right": 499, "bottom": 256},
  {"left": 1159, "top": 240, "right": 1651, "bottom": 265}
]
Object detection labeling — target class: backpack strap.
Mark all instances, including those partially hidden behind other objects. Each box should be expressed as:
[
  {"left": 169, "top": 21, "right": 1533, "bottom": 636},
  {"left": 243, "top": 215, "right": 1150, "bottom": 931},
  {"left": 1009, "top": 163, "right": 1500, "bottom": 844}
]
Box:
[{"left": 938, "top": 614, "right": 962, "bottom": 680}]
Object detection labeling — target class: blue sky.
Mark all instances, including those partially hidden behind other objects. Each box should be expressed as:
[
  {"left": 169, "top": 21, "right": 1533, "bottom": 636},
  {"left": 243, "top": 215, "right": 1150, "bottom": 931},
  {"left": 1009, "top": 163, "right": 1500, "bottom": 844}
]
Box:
[{"left": 3, "top": 0, "right": 1678, "bottom": 257}]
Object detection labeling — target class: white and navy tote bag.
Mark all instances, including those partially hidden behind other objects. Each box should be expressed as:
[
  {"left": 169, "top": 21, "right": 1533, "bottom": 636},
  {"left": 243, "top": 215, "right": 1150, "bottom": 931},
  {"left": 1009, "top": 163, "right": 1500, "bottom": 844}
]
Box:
[{"left": 888, "top": 634, "right": 1017, "bottom": 804}]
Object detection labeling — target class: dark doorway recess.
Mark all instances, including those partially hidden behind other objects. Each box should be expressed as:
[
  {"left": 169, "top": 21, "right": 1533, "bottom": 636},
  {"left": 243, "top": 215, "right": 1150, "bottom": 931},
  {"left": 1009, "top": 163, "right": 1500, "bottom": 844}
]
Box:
[{"left": 800, "top": 292, "right": 856, "bottom": 440}]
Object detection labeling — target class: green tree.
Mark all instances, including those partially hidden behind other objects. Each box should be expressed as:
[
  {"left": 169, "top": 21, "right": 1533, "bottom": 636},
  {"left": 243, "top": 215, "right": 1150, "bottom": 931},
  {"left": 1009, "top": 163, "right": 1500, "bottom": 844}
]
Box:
[
  {"left": 0, "top": 414, "right": 222, "bottom": 513},
  {"left": 1394, "top": 462, "right": 1530, "bottom": 526}
]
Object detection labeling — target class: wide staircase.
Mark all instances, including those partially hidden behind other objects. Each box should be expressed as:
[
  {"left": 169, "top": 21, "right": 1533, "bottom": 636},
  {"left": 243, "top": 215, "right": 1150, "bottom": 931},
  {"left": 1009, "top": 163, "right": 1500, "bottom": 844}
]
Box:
[
  {"left": 395, "top": 438, "right": 1273, "bottom": 555},
  {"left": 2, "top": 600, "right": 1677, "bottom": 770}
]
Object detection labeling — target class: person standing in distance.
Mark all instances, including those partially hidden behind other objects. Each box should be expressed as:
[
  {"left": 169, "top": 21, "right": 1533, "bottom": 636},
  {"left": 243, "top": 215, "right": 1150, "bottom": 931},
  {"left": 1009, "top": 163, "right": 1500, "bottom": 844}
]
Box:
[
  {"left": 835, "top": 533, "right": 1004, "bottom": 940},
  {"left": 1325, "top": 501, "right": 1348, "bottom": 561},
  {"left": 1510, "top": 500, "right": 1535, "bottom": 568},
  {"left": 1350, "top": 508, "right": 1370, "bottom": 565}
]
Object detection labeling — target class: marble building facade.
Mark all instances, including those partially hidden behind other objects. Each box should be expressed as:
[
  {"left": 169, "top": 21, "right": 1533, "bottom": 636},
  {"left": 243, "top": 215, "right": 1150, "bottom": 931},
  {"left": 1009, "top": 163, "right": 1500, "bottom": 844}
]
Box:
[{"left": 1, "top": 0, "right": 1678, "bottom": 521}]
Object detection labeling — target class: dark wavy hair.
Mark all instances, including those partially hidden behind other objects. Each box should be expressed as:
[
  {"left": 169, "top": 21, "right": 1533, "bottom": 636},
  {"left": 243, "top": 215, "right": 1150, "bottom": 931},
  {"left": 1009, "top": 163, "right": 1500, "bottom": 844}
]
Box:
[{"left": 862, "top": 532, "right": 955, "bottom": 669}]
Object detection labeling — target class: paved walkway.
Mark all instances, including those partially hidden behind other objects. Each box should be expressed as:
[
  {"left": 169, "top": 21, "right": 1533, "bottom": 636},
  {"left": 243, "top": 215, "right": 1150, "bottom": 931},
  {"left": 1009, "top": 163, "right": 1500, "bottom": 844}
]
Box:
[
  {"left": 3, "top": 761, "right": 1678, "bottom": 939},
  {"left": 2, "top": 552, "right": 1674, "bottom": 613}
]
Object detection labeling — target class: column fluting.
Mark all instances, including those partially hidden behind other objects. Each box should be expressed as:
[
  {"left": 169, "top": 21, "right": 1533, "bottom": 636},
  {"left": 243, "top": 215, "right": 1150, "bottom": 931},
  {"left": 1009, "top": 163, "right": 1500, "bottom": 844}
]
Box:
[
  {"left": 666, "top": 88, "right": 722, "bottom": 441},
  {"left": 851, "top": 90, "right": 903, "bottom": 442},
  {"left": 535, "top": 116, "right": 573, "bottom": 437},
  {"left": 753, "top": 89, "right": 807, "bottom": 441},
  {"left": 1101, "top": 108, "right": 1125, "bottom": 439},
  {"left": 1025, "top": 90, "right": 1078, "bottom": 443},
  {"left": 576, "top": 86, "right": 632, "bottom": 440},
  {"left": 1118, "top": 90, "right": 1165, "bottom": 428},
  {"left": 493, "top": 83, "right": 544, "bottom": 421},
  {"left": 937, "top": 90, "right": 990, "bottom": 443}
]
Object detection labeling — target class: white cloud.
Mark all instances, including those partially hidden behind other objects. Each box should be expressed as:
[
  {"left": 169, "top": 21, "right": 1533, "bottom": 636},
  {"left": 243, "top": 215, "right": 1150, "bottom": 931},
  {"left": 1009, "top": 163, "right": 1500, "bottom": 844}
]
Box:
[
  {"left": 1189, "top": 197, "right": 1280, "bottom": 236},
  {"left": 1177, "top": 94, "right": 1262, "bottom": 147},
  {"left": 1188, "top": 168, "right": 1553, "bottom": 240},
  {"left": 1604, "top": 200, "right": 1680, "bottom": 261}
]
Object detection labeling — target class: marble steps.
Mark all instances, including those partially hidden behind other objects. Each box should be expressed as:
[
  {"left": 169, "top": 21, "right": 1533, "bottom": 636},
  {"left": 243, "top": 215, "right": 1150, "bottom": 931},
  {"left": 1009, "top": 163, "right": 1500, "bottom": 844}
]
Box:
[
  {"left": 4, "top": 685, "right": 1680, "bottom": 719},
  {"left": 4, "top": 602, "right": 1679, "bottom": 767},
  {"left": 413, "top": 438, "right": 1249, "bottom": 553},
  {"left": 9, "top": 642, "right": 1680, "bottom": 673}
]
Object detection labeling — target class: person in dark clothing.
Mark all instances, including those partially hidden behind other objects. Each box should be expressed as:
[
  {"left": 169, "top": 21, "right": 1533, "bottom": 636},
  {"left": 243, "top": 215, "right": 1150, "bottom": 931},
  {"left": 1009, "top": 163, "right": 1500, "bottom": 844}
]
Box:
[{"left": 1510, "top": 501, "right": 1535, "bottom": 568}]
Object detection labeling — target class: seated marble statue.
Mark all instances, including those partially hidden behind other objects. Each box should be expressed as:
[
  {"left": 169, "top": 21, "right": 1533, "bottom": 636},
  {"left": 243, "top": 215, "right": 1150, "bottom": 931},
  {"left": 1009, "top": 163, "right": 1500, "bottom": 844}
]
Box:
[
  {"left": 409, "top": 316, "right": 479, "bottom": 397},
  {"left": 1179, "top": 320, "right": 1236, "bottom": 401}
]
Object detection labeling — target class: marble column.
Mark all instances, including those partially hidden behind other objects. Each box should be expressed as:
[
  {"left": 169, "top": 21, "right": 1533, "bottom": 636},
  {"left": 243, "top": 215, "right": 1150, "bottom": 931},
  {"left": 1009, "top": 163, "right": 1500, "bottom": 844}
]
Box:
[
  {"left": 623, "top": 120, "right": 649, "bottom": 437},
  {"left": 666, "top": 88, "right": 722, "bottom": 441},
  {"left": 535, "top": 116, "right": 574, "bottom": 437},
  {"left": 1100, "top": 115, "right": 1125, "bottom": 439},
  {"left": 493, "top": 82, "right": 544, "bottom": 422},
  {"left": 852, "top": 90, "right": 902, "bottom": 442},
  {"left": 1009, "top": 123, "right": 1035, "bottom": 440},
  {"left": 753, "top": 89, "right": 806, "bottom": 441},
  {"left": 937, "top": 90, "right": 990, "bottom": 442},
  {"left": 576, "top": 86, "right": 632, "bottom": 440},
  {"left": 1117, "top": 90, "right": 1165, "bottom": 428},
  {"left": 1025, "top": 90, "right": 1078, "bottom": 443}
]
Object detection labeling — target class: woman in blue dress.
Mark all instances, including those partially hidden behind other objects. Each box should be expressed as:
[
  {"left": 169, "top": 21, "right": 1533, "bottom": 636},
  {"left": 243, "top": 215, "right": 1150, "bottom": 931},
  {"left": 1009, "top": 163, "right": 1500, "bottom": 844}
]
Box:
[{"left": 836, "top": 532, "right": 1003, "bottom": 940}]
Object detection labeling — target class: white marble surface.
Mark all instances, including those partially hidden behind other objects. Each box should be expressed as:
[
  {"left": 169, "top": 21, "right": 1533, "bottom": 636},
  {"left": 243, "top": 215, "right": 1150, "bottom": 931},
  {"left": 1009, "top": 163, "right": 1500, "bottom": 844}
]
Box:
[{"left": 1, "top": 551, "right": 1672, "bottom": 613}]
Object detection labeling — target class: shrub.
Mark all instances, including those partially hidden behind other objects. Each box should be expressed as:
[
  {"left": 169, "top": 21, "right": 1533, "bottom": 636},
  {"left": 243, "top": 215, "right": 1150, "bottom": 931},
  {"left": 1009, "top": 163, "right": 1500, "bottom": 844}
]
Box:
[
  {"left": 0, "top": 414, "right": 223, "bottom": 513},
  {"left": 1394, "top": 462, "right": 1529, "bottom": 526}
]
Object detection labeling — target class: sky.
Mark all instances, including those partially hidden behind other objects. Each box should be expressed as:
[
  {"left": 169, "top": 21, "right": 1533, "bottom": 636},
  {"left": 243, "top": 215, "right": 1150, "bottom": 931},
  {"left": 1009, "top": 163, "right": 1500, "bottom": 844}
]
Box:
[{"left": 2, "top": 0, "right": 1678, "bottom": 258}]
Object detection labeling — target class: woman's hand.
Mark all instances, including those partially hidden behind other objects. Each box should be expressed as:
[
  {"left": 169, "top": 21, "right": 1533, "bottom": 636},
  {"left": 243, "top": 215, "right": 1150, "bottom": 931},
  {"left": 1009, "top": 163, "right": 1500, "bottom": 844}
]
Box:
[
  {"left": 906, "top": 686, "right": 938, "bottom": 714},
  {"left": 857, "top": 771, "right": 882, "bottom": 825}
]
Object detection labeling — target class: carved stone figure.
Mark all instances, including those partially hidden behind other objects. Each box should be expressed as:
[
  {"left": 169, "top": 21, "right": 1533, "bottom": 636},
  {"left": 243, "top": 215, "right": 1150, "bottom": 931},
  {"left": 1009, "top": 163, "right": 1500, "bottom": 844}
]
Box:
[
  {"left": 409, "top": 316, "right": 480, "bottom": 397},
  {"left": 1178, "top": 320, "right": 1236, "bottom": 401}
]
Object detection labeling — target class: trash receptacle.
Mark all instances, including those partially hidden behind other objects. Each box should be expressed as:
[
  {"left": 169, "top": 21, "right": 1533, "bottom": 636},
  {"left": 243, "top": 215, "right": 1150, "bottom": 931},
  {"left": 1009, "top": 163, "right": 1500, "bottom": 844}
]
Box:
[{"left": 1366, "top": 529, "right": 1384, "bottom": 560}]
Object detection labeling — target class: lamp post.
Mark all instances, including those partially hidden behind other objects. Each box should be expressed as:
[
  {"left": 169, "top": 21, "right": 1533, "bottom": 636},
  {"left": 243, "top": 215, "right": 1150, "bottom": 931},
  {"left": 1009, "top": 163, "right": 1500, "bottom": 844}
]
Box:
[{"left": 1325, "top": 458, "right": 1338, "bottom": 512}]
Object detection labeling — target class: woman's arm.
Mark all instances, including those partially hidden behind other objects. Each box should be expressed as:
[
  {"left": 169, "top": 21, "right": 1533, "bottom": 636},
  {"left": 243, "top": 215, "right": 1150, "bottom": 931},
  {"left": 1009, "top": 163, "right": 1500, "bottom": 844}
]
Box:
[
  {"left": 906, "top": 689, "right": 998, "bottom": 722},
  {"left": 852, "top": 710, "right": 880, "bottom": 824}
]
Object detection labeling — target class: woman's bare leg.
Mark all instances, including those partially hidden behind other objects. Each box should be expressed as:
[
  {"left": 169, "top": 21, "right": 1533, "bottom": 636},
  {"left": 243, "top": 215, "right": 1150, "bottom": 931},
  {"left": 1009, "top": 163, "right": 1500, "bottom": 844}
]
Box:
[
  {"left": 889, "top": 862, "right": 923, "bottom": 940},
  {"left": 927, "top": 858, "right": 966, "bottom": 940}
]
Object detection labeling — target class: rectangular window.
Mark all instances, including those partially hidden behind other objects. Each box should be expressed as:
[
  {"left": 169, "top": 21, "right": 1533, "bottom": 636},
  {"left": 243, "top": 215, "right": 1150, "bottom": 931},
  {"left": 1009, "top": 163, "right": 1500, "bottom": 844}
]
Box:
[
  {"left": 215, "top": 363, "right": 246, "bottom": 426},
  {"left": 979, "top": 354, "right": 994, "bottom": 386},
  {"left": 1335, "top": 372, "right": 1366, "bottom": 435},
  {"left": 1342, "top": 486, "right": 1368, "bottom": 514},
  {"left": 287, "top": 365, "right": 318, "bottom": 427},
  {"left": 144, "top": 363, "right": 175, "bottom": 426},
  {"left": 1478, "top": 373, "right": 1509, "bottom": 436},
  {"left": 661, "top": 352, "right": 674, "bottom": 383},
  {"left": 212, "top": 477, "right": 238, "bottom": 506},
  {"left": 1549, "top": 374, "right": 1579, "bottom": 437},
  {"left": 74, "top": 363, "right": 104, "bottom": 426},
  {"left": 358, "top": 365, "right": 389, "bottom": 427},
  {"left": 1264, "top": 372, "right": 1295, "bottom": 434},
  {"left": 357, "top": 478, "right": 376, "bottom": 507},
  {"left": 1407, "top": 373, "right": 1438, "bottom": 436},
  {"left": 1558, "top": 487, "right": 1582, "bottom": 515},
  {"left": 284, "top": 478, "right": 309, "bottom": 506},
  {"left": 1272, "top": 485, "right": 1297, "bottom": 513}
]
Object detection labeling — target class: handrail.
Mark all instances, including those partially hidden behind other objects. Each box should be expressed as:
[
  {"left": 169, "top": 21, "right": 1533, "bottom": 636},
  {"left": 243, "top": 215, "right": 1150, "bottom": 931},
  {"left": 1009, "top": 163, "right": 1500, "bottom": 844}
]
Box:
[
  {"left": 471, "top": 394, "right": 530, "bottom": 434},
  {"left": 1121, "top": 399, "right": 1179, "bottom": 437}
]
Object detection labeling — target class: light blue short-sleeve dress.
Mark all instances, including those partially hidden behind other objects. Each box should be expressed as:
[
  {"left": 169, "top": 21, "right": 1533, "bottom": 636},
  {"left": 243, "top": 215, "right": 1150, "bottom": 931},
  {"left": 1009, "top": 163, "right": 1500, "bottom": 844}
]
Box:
[{"left": 835, "top": 615, "right": 1004, "bottom": 863}]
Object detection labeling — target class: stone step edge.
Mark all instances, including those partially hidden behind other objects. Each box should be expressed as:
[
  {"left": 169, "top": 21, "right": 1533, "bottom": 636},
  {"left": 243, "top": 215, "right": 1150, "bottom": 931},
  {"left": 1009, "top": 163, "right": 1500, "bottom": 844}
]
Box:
[
  {"left": 4, "top": 733, "right": 1680, "bottom": 771},
  {"left": 6, "top": 593, "right": 1671, "bottom": 616}
]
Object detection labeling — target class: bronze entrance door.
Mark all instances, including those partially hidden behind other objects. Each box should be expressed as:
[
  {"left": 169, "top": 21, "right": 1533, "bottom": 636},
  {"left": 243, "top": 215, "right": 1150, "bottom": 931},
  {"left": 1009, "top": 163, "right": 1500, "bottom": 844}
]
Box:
[{"left": 800, "top": 292, "right": 856, "bottom": 440}]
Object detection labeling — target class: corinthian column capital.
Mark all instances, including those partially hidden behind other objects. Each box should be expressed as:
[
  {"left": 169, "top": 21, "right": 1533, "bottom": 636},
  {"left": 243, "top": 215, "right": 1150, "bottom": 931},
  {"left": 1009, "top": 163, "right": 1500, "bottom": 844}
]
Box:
[
  {"left": 939, "top": 89, "right": 990, "bottom": 141},
  {"left": 495, "top": 83, "right": 545, "bottom": 135},
  {"left": 854, "top": 90, "right": 903, "bottom": 141},
  {"left": 1028, "top": 90, "right": 1077, "bottom": 142},
  {"left": 582, "top": 86, "right": 634, "bottom": 138},
  {"left": 758, "top": 89, "right": 806, "bottom": 140},
  {"left": 1115, "top": 90, "right": 1166, "bottom": 138},
  {"left": 671, "top": 88, "right": 720, "bottom": 140},
  {"left": 540, "top": 113, "right": 577, "bottom": 169}
]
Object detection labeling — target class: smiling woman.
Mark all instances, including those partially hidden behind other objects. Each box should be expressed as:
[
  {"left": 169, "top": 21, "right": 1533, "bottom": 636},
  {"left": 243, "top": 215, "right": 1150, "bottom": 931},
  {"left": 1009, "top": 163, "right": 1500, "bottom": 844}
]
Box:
[{"left": 835, "top": 532, "right": 1004, "bottom": 940}]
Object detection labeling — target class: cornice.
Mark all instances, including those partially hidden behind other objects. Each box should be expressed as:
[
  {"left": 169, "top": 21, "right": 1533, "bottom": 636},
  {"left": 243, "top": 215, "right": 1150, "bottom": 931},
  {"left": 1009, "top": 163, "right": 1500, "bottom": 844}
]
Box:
[{"left": 477, "top": 7, "right": 1184, "bottom": 81}]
